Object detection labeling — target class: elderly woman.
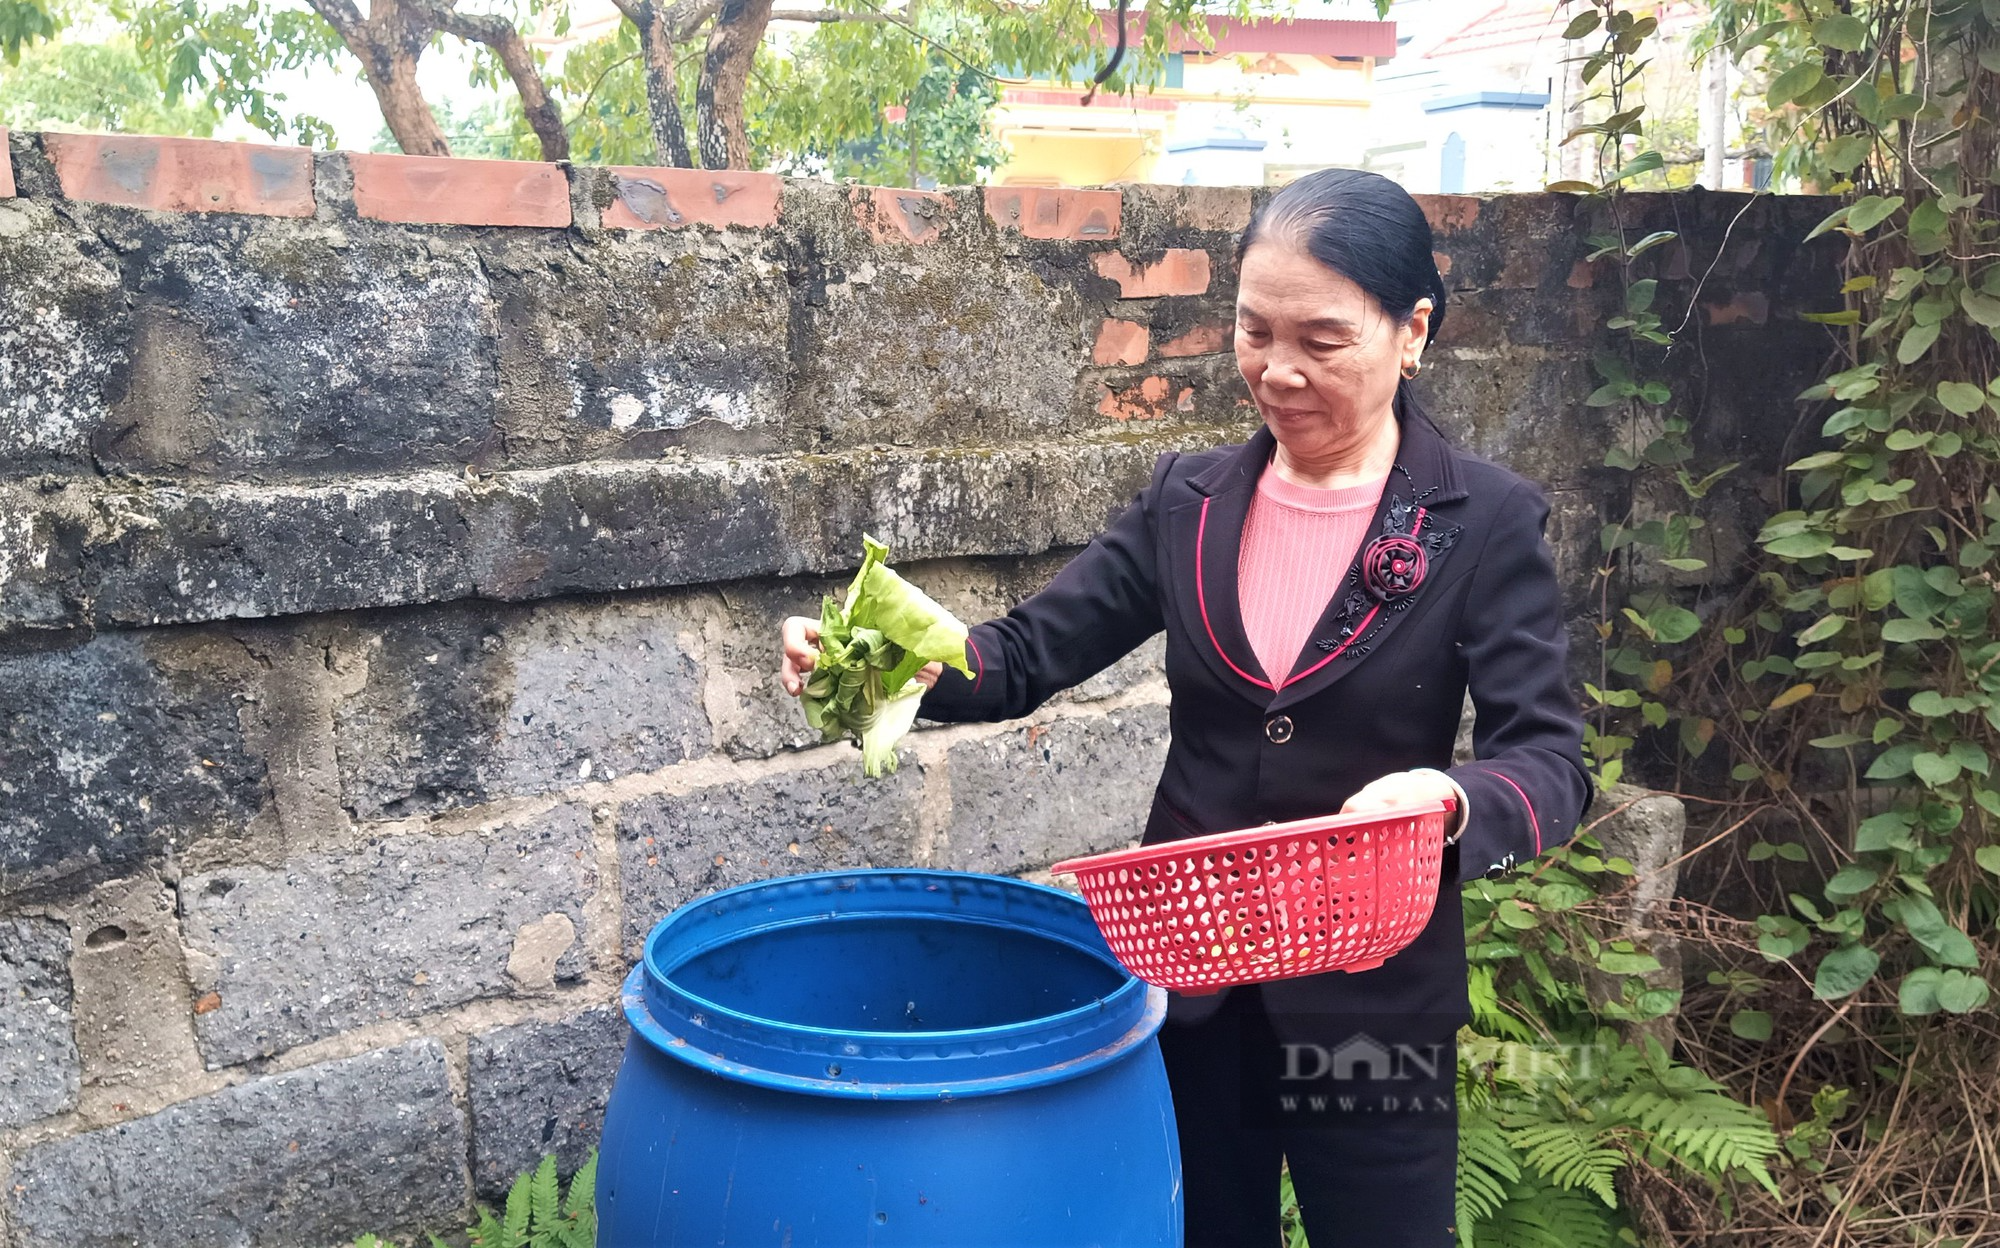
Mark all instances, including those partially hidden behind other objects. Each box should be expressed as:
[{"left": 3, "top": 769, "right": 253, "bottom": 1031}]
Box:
[{"left": 782, "top": 168, "right": 1590, "bottom": 1247}]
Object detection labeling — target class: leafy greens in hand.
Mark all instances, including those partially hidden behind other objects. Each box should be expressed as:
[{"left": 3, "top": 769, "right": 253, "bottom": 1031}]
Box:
[{"left": 802, "top": 536, "right": 974, "bottom": 776}]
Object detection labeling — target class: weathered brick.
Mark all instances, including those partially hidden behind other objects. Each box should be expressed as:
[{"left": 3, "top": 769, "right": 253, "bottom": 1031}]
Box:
[
  {"left": 850, "top": 185, "right": 949, "bottom": 244},
  {"left": 67, "top": 877, "right": 202, "bottom": 1094},
  {"left": 1097, "top": 374, "right": 1193, "bottom": 421},
  {"left": 0, "top": 918, "right": 80, "bottom": 1128},
  {"left": 179, "top": 806, "right": 597, "bottom": 1065},
  {"left": 1414, "top": 194, "right": 1482, "bottom": 234},
  {"left": 0, "top": 632, "right": 267, "bottom": 895},
  {"left": 10, "top": 434, "right": 1238, "bottom": 637},
  {"left": 334, "top": 598, "right": 710, "bottom": 820},
  {"left": 0, "top": 479, "right": 93, "bottom": 633},
  {"left": 0, "top": 205, "right": 124, "bottom": 473},
  {"left": 617, "top": 757, "right": 924, "bottom": 949},
  {"left": 1703, "top": 291, "right": 1771, "bottom": 325},
  {"left": 602, "top": 167, "right": 782, "bottom": 230},
  {"left": 1420, "top": 353, "right": 1605, "bottom": 492},
  {"left": 470, "top": 457, "right": 790, "bottom": 602},
  {"left": 1092, "top": 317, "right": 1150, "bottom": 365},
  {"left": 792, "top": 245, "right": 1097, "bottom": 449},
  {"left": 467, "top": 1006, "right": 627, "bottom": 1197},
  {"left": 488, "top": 231, "right": 790, "bottom": 462},
  {"left": 7, "top": 1040, "right": 466, "bottom": 1248},
  {"left": 348, "top": 152, "right": 570, "bottom": 227},
  {"left": 943, "top": 705, "right": 1170, "bottom": 876},
  {"left": 1158, "top": 323, "right": 1230, "bottom": 358},
  {"left": 89, "top": 471, "right": 477, "bottom": 627},
  {"left": 984, "top": 186, "right": 1120, "bottom": 240},
  {"left": 1117, "top": 183, "right": 1252, "bottom": 236},
  {"left": 44, "top": 134, "right": 314, "bottom": 217},
  {"left": 695, "top": 573, "right": 850, "bottom": 760},
  {"left": 1093, "top": 247, "right": 1213, "bottom": 298},
  {"left": 99, "top": 227, "right": 498, "bottom": 478}
]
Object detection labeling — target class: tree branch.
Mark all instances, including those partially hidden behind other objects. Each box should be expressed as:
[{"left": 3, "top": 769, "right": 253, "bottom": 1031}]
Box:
[
  {"left": 307, "top": 0, "right": 451, "bottom": 155},
  {"left": 767, "top": 9, "right": 893, "bottom": 18},
  {"left": 661, "top": 0, "right": 727, "bottom": 42},
  {"left": 564, "top": 51, "right": 641, "bottom": 128},
  {"left": 307, "top": 0, "right": 368, "bottom": 42},
  {"left": 415, "top": 0, "right": 570, "bottom": 160}
]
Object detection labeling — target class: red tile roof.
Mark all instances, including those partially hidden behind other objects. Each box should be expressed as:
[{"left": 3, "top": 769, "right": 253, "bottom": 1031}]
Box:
[{"left": 1096, "top": 11, "right": 1399, "bottom": 57}]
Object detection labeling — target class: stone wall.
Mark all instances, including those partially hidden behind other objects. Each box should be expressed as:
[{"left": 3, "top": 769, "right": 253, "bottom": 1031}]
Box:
[{"left": 0, "top": 129, "right": 1839, "bottom": 1247}]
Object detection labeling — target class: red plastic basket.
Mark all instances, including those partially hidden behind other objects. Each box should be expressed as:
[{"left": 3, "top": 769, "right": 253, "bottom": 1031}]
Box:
[{"left": 1049, "top": 799, "right": 1454, "bottom": 994}]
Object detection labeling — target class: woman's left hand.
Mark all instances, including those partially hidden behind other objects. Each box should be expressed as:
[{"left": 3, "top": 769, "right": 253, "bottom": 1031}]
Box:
[{"left": 1340, "top": 769, "right": 1459, "bottom": 820}]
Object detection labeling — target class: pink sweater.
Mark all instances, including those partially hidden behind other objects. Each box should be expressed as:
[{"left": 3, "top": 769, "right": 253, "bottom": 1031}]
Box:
[{"left": 1238, "top": 469, "right": 1388, "bottom": 686}]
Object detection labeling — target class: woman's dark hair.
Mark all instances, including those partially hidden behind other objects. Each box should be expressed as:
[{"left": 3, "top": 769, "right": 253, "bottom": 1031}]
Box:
[{"left": 1237, "top": 168, "right": 1447, "bottom": 346}]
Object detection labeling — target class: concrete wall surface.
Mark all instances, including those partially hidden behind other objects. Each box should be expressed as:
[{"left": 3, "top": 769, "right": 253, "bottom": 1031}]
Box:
[{"left": 0, "top": 129, "right": 1838, "bottom": 1247}]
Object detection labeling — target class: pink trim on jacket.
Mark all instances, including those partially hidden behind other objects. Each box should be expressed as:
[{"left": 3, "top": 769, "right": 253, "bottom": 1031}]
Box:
[
  {"left": 1195, "top": 496, "right": 1277, "bottom": 691},
  {"left": 965, "top": 635, "right": 985, "bottom": 695},
  {"left": 1488, "top": 769, "right": 1542, "bottom": 855},
  {"left": 1195, "top": 498, "right": 1428, "bottom": 693}
]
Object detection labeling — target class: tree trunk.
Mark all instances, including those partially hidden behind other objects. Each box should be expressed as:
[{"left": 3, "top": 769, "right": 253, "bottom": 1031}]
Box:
[
  {"left": 423, "top": 0, "right": 570, "bottom": 161},
  {"left": 695, "top": 0, "right": 774, "bottom": 169},
  {"left": 307, "top": 0, "right": 451, "bottom": 156},
  {"left": 369, "top": 53, "right": 452, "bottom": 156},
  {"left": 640, "top": 5, "right": 696, "bottom": 167}
]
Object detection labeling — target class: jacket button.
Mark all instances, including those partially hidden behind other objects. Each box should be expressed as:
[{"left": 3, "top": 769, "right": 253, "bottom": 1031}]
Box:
[{"left": 1265, "top": 715, "right": 1294, "bottom": 744}]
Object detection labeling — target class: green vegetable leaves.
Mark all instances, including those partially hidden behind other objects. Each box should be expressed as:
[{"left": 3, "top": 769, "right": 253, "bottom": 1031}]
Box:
[{"left": 801, "top": 536, "right": 973, "bottom": 777}]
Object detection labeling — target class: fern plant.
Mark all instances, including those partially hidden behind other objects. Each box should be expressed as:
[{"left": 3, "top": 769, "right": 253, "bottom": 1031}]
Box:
[
  {"left": 1451, "top": 828, "right": 1785, "bottom": 1248},
  {"left": 354, "top": 1151, "right": 596, "bottom": 1248},
  {"left": 1454, "top": 1029, "right": 1783, "bottom": 1248}
]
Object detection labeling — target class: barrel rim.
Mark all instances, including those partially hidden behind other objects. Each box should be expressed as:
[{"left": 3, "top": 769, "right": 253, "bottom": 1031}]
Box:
[{"left": 622, "top": 869, "right": 1169, "bottom": 1098}]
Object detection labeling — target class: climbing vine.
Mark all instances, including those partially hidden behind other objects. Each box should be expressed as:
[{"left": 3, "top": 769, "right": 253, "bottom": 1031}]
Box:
[{"left": 1466, "top": 0, "right": 2000, "bottom": 1242}]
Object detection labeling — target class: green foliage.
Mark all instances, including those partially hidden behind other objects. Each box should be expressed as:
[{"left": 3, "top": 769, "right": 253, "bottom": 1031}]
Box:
[
  {"left": 753, "top": 17, "right": 1003, "bottom": 187},
  {"left": 113, "top": 0, "right": 344, "bottom": 145},
  {"left": 1685, "top": 0, "right": 2000, "bottom": 1024},
  {"left": 1547, "top": 1, "right": 1739, "bottom": 796},
  {"left": 356, "top": 1152, "right": 595, "bottom": 1248},
  {"left": 1550, "top": 0, "right": 2000, "bottom": 1238},
  {"left": 0, "top": 12, "right": 223, "bottom": 134},
  {"left": 0, "top": 0, "right": 60, "bottom": 63},
  {"left": 13, "top": 0, "right": 1276, "bottom": 173},
  {"left": 1449, "top": 836, "right": 1781, "bottom": 1247}
]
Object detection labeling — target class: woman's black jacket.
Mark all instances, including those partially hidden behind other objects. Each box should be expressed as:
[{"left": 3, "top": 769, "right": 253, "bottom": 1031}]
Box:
[{"left": 918, "top": 400, "right": 1592, "bottom": 1033}]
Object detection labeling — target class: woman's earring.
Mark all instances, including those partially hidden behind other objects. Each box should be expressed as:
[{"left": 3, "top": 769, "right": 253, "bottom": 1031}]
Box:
[{"left": 1401, "top": 359, "right": 1423, "bottom": 380}]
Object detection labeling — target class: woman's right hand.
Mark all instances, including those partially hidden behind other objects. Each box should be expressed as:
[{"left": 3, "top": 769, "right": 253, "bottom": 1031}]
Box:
[
  {"left": 780, "top": 616, "right": 822, "bottom": 697},
  {"left": 779, "top": 615, "right": 944, "bottom": 697}
]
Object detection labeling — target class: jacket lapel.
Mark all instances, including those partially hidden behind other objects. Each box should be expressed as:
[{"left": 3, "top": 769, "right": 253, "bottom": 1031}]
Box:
[
  {"left": 1265, "top": 396, "right": 1471, "bottom": 712},
  {"left": 1165, "top": 396, "right": 1475, "bottom": 712},
  {"left": 1163, "top": 430, "right": 1279, "bottom": 706}
]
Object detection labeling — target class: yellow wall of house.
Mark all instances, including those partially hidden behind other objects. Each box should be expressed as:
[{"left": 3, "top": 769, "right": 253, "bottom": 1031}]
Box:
[{"left": 993, "top": 132, "right": 1160, "bottom": 187}]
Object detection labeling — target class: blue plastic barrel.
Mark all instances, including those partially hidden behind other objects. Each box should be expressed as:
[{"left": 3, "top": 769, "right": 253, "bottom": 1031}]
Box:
[{"left": 597, "top": 869, "right": 1179, "bottom": 1247}]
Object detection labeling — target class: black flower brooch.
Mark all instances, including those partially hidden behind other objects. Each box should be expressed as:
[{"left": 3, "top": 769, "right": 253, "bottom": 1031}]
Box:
[
  {"left": 1312, "top": 488, "right": 1463, "bottom": 659},
  {"left": 1361, "top": 534, "right": 1427, "bottom": 603}
]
